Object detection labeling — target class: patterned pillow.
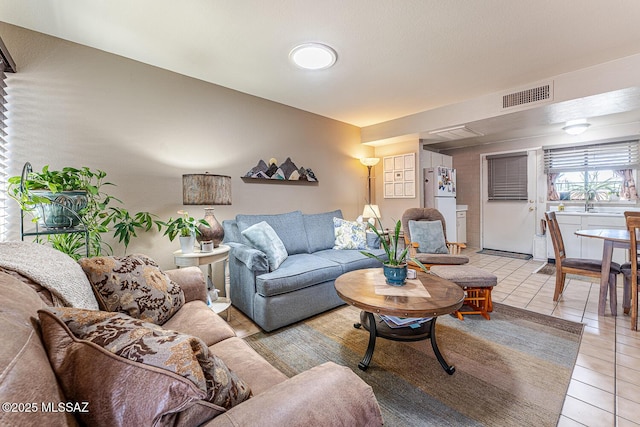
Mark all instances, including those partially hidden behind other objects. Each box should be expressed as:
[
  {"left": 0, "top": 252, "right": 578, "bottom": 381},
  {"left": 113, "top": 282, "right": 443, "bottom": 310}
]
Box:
[
  {"left": 38, "top": 307, "right": 252, "bottom": 426},
  {"left": 333, "top": 217, "right": 367, "bottom": 250},
  {"left": 78, "top": 254, "right": 185, "bottom": 325}
]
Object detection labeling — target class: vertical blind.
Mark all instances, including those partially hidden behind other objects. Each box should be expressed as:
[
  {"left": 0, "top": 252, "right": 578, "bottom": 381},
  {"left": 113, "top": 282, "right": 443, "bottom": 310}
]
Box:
[
  {"left": 0, "top": 37, "right": 16, "bottom": 240},
  {"left": 487, "top": 152, "right": 528, "bottom": 201}
]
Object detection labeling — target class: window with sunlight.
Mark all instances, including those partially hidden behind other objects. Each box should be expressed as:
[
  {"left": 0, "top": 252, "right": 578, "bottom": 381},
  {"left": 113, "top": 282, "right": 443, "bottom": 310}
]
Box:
[{"left": 544, "top": 140, "right": 640, "bottom": 202}]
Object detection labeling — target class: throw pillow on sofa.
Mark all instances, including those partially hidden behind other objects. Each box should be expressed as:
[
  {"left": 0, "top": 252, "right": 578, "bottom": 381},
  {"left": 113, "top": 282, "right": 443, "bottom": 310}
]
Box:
[
  {"left": 78, "top": 254, "right": 185, "bottom": 325},
  {"left": 333, "top": 217, "right": 367, "bottom": 250},
  {"left": 38, "top": 307, "right": 252, "bottom": 427},
  {"left": 408, "top": 220, "right": 449, "bottom": 254},
  {"left": 241, "top": 221, "right": 288, "bottom": 271}
]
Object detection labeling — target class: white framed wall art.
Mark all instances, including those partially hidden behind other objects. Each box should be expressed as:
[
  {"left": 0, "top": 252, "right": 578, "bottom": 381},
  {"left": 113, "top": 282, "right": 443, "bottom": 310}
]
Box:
[{"left": 383, "top": 152, "right": 415, "bottom": 198}]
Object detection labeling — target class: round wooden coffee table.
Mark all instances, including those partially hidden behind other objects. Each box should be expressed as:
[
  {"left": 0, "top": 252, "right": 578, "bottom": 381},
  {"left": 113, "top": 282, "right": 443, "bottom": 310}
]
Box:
[{"left": 334, "top": 268, "right": 464, "bottom": 374}]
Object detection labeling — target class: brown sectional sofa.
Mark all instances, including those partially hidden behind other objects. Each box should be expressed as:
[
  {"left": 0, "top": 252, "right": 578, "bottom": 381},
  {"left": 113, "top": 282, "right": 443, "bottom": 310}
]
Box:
[{"left": 0, "top": 243, "right": 383, "bottom": 426}]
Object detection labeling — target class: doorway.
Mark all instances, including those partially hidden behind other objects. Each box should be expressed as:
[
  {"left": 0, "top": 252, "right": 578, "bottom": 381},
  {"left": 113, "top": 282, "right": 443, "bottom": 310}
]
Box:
[{"left": 481, "top": 149, "right": 538, "bottom": 254}]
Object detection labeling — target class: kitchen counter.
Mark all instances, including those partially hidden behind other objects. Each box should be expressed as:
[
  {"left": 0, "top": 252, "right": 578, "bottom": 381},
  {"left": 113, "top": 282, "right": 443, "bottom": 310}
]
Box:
[{"left": 555, "top": 210, "right": 624, "bottom": 217}]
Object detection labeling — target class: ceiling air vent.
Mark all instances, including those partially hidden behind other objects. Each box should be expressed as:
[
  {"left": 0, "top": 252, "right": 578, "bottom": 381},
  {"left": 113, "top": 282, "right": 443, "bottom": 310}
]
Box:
[
  {"left": 502, "top": 82, "right": 553, "bottom": 109},
  {"left": 428, "top": 125, "right": 484, "bottom": 140}
]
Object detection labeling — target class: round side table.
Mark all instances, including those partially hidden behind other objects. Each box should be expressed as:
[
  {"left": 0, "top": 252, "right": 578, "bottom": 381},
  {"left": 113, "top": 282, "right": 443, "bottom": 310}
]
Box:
[{"left": 173, "top": 244, "right": 231, "bottom": 320}]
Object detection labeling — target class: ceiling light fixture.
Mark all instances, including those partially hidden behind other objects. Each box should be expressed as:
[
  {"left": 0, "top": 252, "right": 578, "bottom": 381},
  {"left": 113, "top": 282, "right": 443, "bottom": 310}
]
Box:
[
  {"left": 289, "top": 43, "right": 337, "bottom": 70},
  {"left": 562, "top": 118, "right": 591, "bottom": 135}
]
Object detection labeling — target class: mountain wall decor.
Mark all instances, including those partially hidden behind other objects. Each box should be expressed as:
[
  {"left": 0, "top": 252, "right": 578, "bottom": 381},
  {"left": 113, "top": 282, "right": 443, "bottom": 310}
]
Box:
[{"left": 243, "top": 157, "right": 318, "bottom": 182}]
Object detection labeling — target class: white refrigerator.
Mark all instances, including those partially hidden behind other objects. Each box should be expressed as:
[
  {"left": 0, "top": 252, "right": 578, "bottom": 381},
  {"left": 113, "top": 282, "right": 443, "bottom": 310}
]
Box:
[{"left": 423, "top": 167, "right": 457, "bottom": 242}]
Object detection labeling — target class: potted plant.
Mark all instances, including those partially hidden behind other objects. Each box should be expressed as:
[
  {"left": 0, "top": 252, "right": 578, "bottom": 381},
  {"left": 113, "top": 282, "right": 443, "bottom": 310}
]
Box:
[
  {"left": 360, "top": 219, "right": 427, "bottom": 286},
  {"left": 160, "top": 210, "right": 210, "bottom": 254},
  {"left": 7, "top": 164, "right": 99, "bottom": 228},
  {"left": 7, "top": 163, "right": 164, "bottom": 259}
]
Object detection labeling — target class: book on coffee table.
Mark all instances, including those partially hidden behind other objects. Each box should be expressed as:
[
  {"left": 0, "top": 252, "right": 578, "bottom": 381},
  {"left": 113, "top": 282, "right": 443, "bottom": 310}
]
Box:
[{"left": 380, "top": 315, "right": 433, "bottom": 329}]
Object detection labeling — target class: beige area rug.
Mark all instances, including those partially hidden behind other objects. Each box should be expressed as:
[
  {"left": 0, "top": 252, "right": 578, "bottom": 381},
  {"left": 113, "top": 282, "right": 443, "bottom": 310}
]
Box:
[{"left": 245, "top": 303, "right": 583, "bottom": 427}]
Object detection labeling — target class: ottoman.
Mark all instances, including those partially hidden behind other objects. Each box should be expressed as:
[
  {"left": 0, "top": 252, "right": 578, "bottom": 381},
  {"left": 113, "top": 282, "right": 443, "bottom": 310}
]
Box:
[{"left": 430, "top": 265, "right": 498, "bottom": 320}]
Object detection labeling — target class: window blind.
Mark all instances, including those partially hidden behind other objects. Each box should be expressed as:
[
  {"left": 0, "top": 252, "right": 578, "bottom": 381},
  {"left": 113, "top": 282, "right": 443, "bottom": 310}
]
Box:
[
  {"left": 543, "top": 140, "right": 640, "bottom": 173},
  {"left": 0, "top": 37, "right": 16, "bottom": 241},
  {"left": 487, "top": 152, "right": 528, "bottom": 201}
]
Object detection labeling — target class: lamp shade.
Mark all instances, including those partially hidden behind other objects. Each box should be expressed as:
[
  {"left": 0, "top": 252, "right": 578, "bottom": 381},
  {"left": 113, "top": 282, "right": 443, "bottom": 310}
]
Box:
[
  {"left": 362, "top": 204, "right": 381, "bottom": 219},
  {"left": 360, "top": 157, "right": 380, "bottom": 167},
  {"left": 182, "top": 174, "right": 231, "bottom": 205}
]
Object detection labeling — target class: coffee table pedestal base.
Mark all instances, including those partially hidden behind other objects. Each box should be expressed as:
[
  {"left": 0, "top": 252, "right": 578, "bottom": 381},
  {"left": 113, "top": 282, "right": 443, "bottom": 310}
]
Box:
[{"left": 354, "top": 311, "right": 455, "bottom": 375}]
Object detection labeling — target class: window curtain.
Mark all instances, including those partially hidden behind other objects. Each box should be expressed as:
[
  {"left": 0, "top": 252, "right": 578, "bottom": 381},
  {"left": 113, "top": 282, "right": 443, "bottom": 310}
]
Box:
[
  {"left": 547, "top": 173, "right": 559, "bottom": 201},
  {"left": 615, "top": 169, "right": 638, "bottom": 201}
]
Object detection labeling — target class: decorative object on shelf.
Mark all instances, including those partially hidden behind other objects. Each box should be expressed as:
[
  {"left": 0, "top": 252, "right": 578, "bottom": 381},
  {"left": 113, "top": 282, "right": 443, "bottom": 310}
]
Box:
[
  {"left": 360, "top": 218, "right": 427, "bottom": 286},
  {"left": 243, "top": 157, "right": 318, "bottom": 182},
  {"left": 8, "top": 162, "right": 163, "bottom": 259},
  {"left": 383, "top": 152, "right": 415, "bottom": 198},
  {"left": 160, "top": 210, "right": 209, "bottom": 254},
  {"left": 182, "top": 173, "right": 231, "bottom": 248}
]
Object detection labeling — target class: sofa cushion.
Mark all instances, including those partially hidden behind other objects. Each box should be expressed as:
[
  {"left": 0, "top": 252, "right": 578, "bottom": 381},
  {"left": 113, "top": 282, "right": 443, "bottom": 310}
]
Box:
[
  {"left": 38, "top": 307, "right": 252, "bottom": 427},
  {"left": 78, "top": 254, "right": 185, "bottom": 325},
  {"left": 236, "top": 211, "right": 310, "bottom": 255},
  {"left": 162, "top": 300, "right": 236, "bottom": 347},
  {"left": 303, "top": 209, "right": 343, "bottom": 252},
  {"left": 408, "top": 220, "right": 448, "bottom": 254},
  {"left": 313, "top": 249, "right": 385, "bottom": 273},
  {"left": 333, "top": 217, "right": 367, "bottom": 250},
  {"left": 0, "top": 272, "right": 73, "bottom": 427},
  {"left": 241, "top": 221, "right": 288, "bottom": 271},
  {"left": 256, "top": 254, "right": 343, "bottom": 297},
  {"left": 209, "top": 337, "right": 288, "bottom": 397}
]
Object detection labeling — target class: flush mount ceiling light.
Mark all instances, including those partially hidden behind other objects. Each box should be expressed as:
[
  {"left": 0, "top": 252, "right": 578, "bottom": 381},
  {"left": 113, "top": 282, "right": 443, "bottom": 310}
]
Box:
[
  {"left": 562, "top": 118, "right": 591, "bottom": 135},
  {"left": 289, "top": 43, "right": 337, "bottom": 70}
]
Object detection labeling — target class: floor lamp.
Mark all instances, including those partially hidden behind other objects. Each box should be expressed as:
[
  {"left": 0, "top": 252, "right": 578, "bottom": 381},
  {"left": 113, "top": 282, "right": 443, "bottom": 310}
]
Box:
[{"left": 360, "top": 157, "right": 381, "bottom": 228}]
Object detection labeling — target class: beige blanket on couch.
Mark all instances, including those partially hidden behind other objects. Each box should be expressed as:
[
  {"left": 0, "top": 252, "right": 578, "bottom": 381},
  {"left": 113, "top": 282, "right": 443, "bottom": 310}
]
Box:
[{"left": 0, "top": 241, "right": 99, "bottom": 309}]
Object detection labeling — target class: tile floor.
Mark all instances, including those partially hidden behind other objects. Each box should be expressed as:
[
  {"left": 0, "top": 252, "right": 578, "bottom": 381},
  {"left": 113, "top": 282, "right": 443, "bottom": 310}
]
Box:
[{"left": 225, "top": 249, "right": 640, "bottom": 427}]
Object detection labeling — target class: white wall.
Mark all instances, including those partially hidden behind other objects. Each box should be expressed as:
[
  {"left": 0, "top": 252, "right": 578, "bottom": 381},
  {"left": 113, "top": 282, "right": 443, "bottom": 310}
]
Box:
[{"left": 1, "top": 23, "right": 375, "bottom": 268}]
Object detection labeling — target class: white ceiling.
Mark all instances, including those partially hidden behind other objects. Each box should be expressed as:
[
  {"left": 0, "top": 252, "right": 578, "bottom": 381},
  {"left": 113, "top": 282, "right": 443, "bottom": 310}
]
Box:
[{"left": 2, "top": 0, "right": 640, "bottom": 146}]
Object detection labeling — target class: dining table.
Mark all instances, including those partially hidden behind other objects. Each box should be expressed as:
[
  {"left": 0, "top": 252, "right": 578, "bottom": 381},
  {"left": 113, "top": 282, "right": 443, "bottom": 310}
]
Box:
[{"left": 574, "top": 228, "right": 630, "bottom": 316}]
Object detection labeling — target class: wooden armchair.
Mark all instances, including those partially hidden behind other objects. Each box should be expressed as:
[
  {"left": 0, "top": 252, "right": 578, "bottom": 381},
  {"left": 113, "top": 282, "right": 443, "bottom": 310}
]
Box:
[{"left": 401, "top": 208, "right": 468, "bottom": 269}]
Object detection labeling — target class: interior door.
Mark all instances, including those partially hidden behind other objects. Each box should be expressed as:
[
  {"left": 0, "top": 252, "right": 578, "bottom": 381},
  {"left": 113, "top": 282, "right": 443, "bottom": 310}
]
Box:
[{"left": 481, "top": 150, "right": 537, "bottom": 254}]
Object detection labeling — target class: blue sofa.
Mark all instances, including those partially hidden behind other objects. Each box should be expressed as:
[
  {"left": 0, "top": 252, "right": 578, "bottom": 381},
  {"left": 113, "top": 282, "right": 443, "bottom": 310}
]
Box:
[{"left": 222, "top": 210, "right": 384, "bottom": 331}]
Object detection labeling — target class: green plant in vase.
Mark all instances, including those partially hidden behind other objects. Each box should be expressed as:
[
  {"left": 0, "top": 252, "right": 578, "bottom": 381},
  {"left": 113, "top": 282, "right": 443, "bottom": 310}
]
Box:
[
  {"left": 360, "top": 218, "right": 427, "bottom": 285},
  {"left": 8, "top": 163, "right": 163, "bottom": 259},
  {"left": 160, "top": 210, "right": 210, "bottom": 254}
]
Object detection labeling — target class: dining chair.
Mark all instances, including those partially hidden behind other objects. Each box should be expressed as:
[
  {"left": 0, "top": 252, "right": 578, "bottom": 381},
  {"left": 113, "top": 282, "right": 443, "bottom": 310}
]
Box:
[
  {"left": 622, "top": 211, "right": 640, "bottom": 330},
  {"left": 544, "top": 212, "right": 621, "bottom": 310}
]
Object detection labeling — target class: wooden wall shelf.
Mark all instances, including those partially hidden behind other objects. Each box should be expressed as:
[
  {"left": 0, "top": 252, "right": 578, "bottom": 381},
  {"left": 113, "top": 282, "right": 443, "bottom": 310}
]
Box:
[{"left": 241, "top": 177, "right": 319, "bottom": 185}]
